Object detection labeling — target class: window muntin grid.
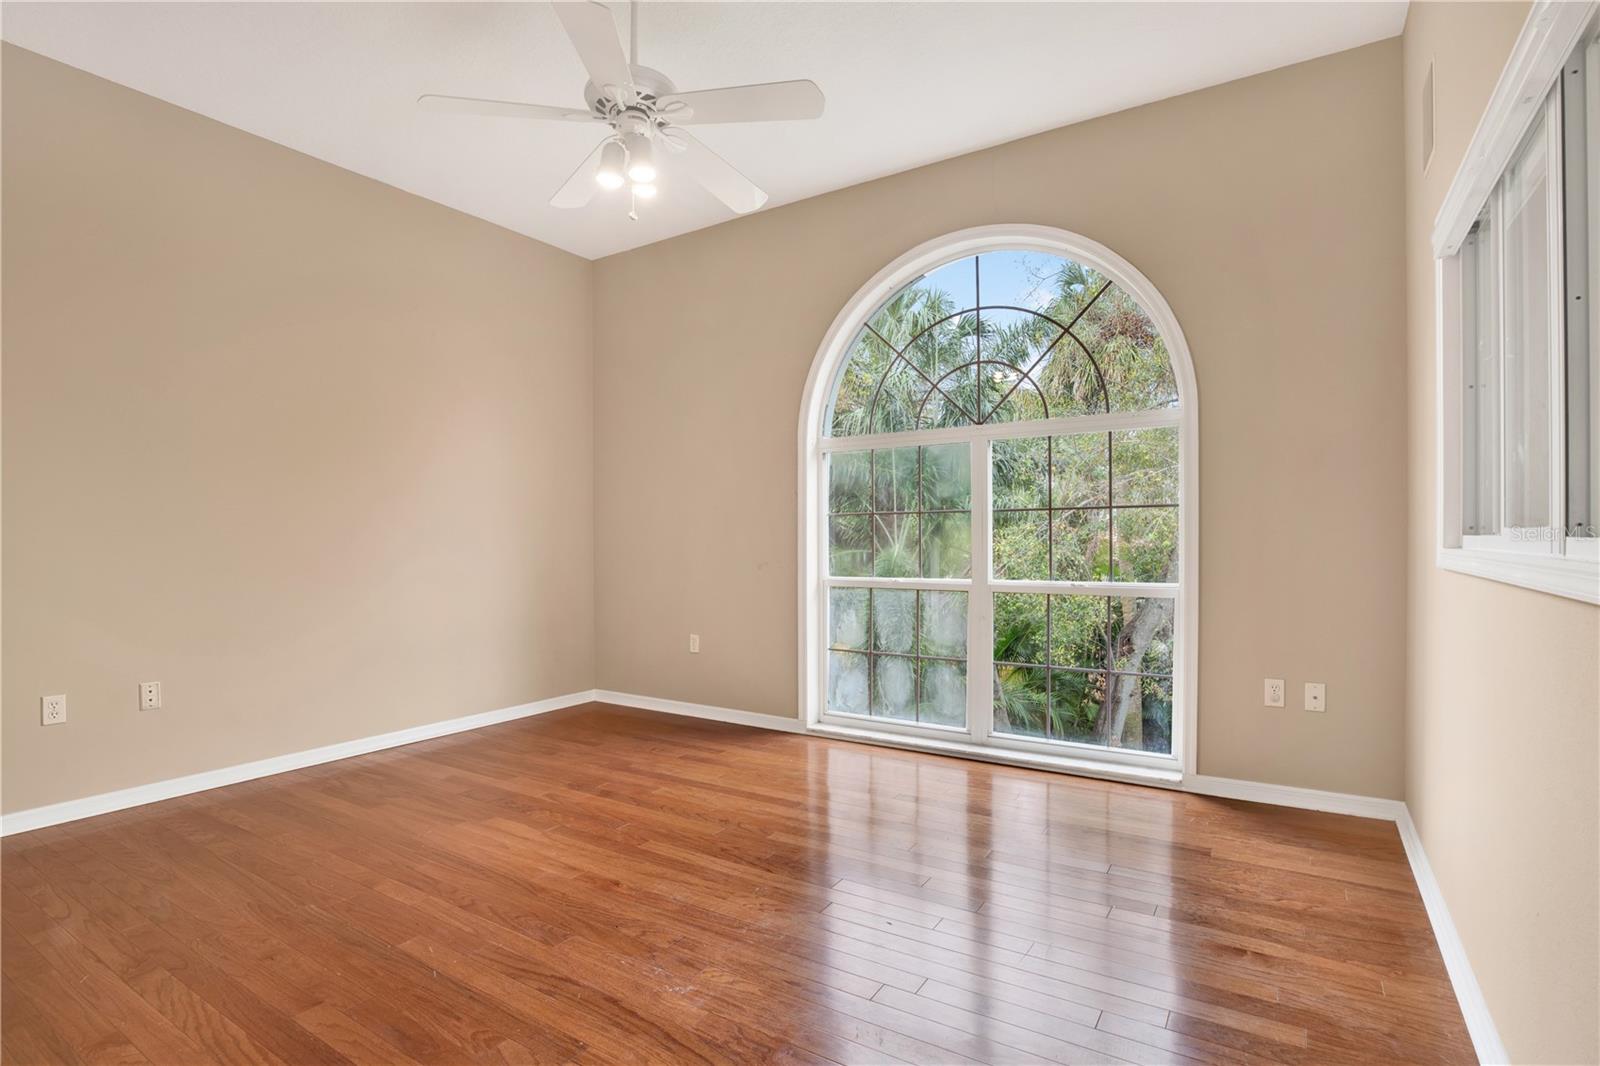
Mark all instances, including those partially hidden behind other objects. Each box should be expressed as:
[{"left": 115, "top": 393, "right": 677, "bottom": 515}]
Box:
[
  {"left": 827, "top": 588, "right": 968, "bottom": 728},
  {"left": 825, "top": 253, "right": 1178, "bottom": 439}
]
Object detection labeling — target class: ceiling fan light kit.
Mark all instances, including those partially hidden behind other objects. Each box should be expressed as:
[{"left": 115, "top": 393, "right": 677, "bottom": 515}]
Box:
[
  {"left": 595, "top": 139, "right": 627, "bottom": 189},
  {"left": 418, "top": 0, "right": 825, "bottom": 218},
  {"left": 620, "top": 128, "right": 655, "bottom": 183}
]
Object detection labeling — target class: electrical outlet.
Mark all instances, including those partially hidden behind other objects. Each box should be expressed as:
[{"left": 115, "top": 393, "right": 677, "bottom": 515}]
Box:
[
  {"left": 1264, "top": 678, "right": 1285, "bottom": 708},
  {"left": 139, "top": 681, "right": 162, "bottom": 711},
  {"left": 689, "top": 634, "right": 701, "bottom": 654},
  {"left": 41, "top": 694, "right": 67, "bottom": 726},
  {"left": 1304, "top": 682, "right": 1327, "bottom": 713}
]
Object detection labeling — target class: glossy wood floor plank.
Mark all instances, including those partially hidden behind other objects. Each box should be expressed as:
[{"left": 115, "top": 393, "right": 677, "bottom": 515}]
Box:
[{"left": 3, "top": 704, "right": 1474, "bottom": 1064}]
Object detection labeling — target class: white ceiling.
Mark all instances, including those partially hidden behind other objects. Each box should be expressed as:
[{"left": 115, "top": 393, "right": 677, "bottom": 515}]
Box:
[{"left": 2, "top": 2, "right": 1407, "bottom": 260}]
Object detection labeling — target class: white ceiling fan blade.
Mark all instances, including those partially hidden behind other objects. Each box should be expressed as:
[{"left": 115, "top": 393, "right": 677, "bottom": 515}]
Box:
[
  {"left": 657, "top": 80, "right": 824, "bottom": 125},
  {"left": 674, "top": 131, "right": 768, "bottom": 214},
  {"left": 551, "top": 1, "right": 633, "bottom": 96},
  {"left": 418, "top": 94, "right": 594, "bottom": 122},
  {"left": 550, "top": 140, "right": 608, "bottom": 208}
]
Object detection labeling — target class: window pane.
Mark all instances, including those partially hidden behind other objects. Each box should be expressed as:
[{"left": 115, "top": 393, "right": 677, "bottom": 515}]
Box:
[
  {"left": 1502, "top": 107, "right": 1553, "bottom": 529},
  {"left": 994, "top": 664, "right": 1049, "bottom": 738},
  {"left": 994, "top": 509, "right": 1050, "bottom": 580},
  {"left": 921, "top": 443, "right": 971, "bottom": 510},
  {"left": 918, "top": 363, "right": 978, "bottom": 431},
  {"left": 1034, "top": 341, "right": 1109, "bottom": 416},
  {"left": 829, "top": 588, "right": 869, "bottom": 651},
  {"left": 828, "top": 516, "right": 870, "bottom": 577},
  {"left": 993, "top": 593, "right": 1046, "bottom": 665},
  {"left": 871, "top": 589, "right": 916, "bottom": 654},
  {"left": 1132, "top": 672, "right": 1184, "bottom": 755},
  {"left": 1112, "top": 507, "right": 1178, "bottom": 582},
  {"left": 874, "top": 447, "right": 920, "bottom": 513},
  {"left": 828, "top": 450, "right": 872, "bottom": 514},
  {"left": 1052, "top": 433, "right": 1111, "bottom": 509},
  {"left": 918, "top": 660, "right": 966, "bottom": 727},
  {"left": 978, "top": 251, "right": 1064, "bottom": 314},
  {"left": 871, "top": 514, "right": 919, "bottom": 577},
  {"left": 1050, "top": 669, "right": 1106, "bottom": 744},
  {"left": 1052, "top": 508, "right": 1111, "bottom": 581},
  {"left": 921, "top": 512, "right": 971, "bottom": 578},
  {"left": 1090, "top": 288, "right": 1180, "bottom": 412},
  {"left": 1462, "top": 211, "right": 1501, "bottom": 535},
  {"left": 1113, "top": 428, "right": 1179, "bottom": 506},
  {"left": 828, "top": 652, "right": 869, "bottom": 715},
  {"left": 827, "top": 329, "right": 892, "bottom": 438},
  {"left": 1110, "top": 596, "right": 1175, "bottom": 675},
  {"left": 919, "top": 591, "right": 968, "bottom": 658},
  {"left": 992, "top": 437, "right": 1048, "bottom": 509},
  {"left": 866, "top": 359, "right": 926, "bottom": 435},
  {"left": 1049, "top": 595, "right": 1108, "bottom": 672},
  {"left": 905, "top": 312, "right": 977, "bottom": 383},
  {"left": 871, "top": 655, "right": 916, "bottom": 720},
  {"left": 881, "top": 257, "right": 974, "bottom": 339},
  {"left": 984, "top": 373, "right": 1050, "bottom": 425}
]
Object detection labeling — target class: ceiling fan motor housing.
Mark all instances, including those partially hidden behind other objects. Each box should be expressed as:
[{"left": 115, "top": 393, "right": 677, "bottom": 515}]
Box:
[{"left": 584, "top": 66, "right": 678, "bottom": 127}]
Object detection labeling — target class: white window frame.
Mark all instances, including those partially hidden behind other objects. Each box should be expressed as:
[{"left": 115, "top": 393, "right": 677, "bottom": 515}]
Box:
[
  {"left": 1434, "top": 1, "right": 1600, "bottom": 605},
  {"left": 796, "top": 225, "right": 1200, "bottom": 784}
]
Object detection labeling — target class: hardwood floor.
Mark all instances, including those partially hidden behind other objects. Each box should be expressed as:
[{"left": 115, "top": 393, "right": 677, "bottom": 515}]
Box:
[{"left": 1, "top": 703, "right": 1473, "bottom": 1065}]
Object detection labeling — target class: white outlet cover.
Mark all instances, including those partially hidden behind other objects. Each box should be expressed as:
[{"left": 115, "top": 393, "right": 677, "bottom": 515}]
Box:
[
  {"left": 1304, "top": 682, "right": 1327, "bottom": 712},
  {"left": 139, "top": 681, "right": 162, "bottom": 711},
  {"left": 41, "top": 694, "right": 67, "bottom": 725},
  {"left": 1264, "top": 678, "right": 1285, "bottom": 708}
]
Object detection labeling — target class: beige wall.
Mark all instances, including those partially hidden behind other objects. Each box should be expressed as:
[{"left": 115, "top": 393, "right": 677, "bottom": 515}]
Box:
[
  {"left": 1401, "top": 5, "right": 1600, "bottom": 1063},
  {"left": 593, "top": 40, "right": 1410, "bottom": 798},
  {"left": 1, "top": 45, "right": 596, "bottom": 813}
]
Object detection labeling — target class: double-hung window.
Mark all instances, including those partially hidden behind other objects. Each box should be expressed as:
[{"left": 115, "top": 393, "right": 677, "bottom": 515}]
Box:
[{"left": 1437, "top": 7, "right": 1600, "bottom": 603}]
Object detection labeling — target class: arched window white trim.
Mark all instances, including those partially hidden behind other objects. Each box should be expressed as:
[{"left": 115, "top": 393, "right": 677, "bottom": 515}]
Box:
[{"left": 797, "top": 225, "right": 1200, "bottom": 783}]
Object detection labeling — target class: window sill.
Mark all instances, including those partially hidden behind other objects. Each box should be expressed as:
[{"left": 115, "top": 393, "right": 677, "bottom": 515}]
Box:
[
  {"left": 1437, "top": 545, "right": 1600, "bottom": 604},
  {"left": 806, "top": 721, "right": 1185, "bottom": 788}
]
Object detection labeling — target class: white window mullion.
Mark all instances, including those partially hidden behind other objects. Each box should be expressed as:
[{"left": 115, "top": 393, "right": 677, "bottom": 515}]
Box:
[
  {"left": 990, "top": 578, "right": 1178, "bottom": 598},
  {"left": 818, "top": 407, "right": 1180, "bottom": 454},
  {"left": 968, "top": 437, "right": 994, "bottom": 744}
]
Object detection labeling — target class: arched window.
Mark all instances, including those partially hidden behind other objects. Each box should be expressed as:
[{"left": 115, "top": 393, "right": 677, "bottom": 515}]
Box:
[{"left": 798, "top": 226, "right": 1198, "bottom": 780}]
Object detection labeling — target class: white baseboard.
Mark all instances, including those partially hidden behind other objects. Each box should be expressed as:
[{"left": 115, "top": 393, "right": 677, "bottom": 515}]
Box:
[
  {"left": 1396, "top": 807, "right": 1509, "bottom": 1065},
  {"left": 592, "top": 689, "right": 806, "bottom": 733},
  {"left": 1184, "top": 773, "right": 1407, "bottom": 821},
  {"left": 0, "top": 686, "right": 1506, "bottom": 1064},
  {"left": 0, "top": 689, "right": 597, "bottom": 837}
]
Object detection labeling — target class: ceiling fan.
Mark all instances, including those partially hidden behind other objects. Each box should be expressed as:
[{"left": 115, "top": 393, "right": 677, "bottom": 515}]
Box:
[{"left": 418, "top": 1, "right": 825, "bottom": 218}]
